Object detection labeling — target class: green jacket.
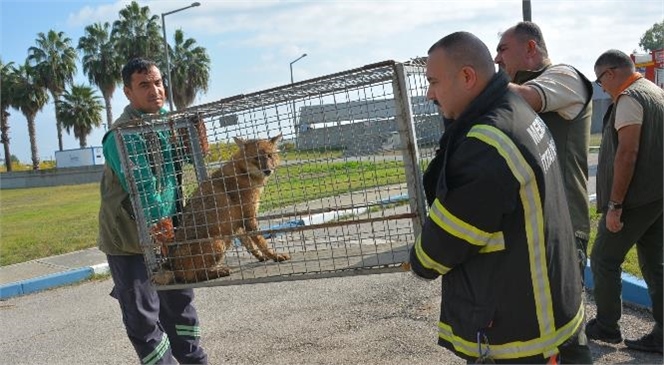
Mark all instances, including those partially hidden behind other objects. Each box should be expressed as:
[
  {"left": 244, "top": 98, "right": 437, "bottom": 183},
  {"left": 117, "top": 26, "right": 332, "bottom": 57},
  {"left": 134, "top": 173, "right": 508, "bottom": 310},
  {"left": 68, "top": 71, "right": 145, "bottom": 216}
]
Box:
[{"left": 97, "top": 105, "right": 180, "bottom": 255}]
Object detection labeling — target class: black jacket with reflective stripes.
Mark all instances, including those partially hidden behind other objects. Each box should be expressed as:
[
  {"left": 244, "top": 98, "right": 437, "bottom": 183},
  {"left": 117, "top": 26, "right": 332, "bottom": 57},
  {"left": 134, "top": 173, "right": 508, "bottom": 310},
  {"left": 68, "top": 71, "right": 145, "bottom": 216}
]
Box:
[{"left": 410, "top": 71, "right": 584, "bottom": 362}]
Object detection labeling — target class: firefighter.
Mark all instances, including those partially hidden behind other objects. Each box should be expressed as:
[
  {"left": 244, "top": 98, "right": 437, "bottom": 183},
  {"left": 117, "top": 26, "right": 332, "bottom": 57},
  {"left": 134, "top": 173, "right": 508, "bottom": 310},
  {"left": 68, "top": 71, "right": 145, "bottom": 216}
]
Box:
[{"left": 409, "top": 32, "right": 591, "bottom": 364}]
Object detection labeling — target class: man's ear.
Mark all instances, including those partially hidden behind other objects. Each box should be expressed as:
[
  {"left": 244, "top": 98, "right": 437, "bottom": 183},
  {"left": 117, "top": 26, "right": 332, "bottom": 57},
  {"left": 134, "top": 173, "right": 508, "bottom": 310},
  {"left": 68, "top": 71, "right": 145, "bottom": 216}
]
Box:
[
  {"left": 526, "top": 39, "right": 538, "bottom": 55},
  {"left": 460, "top": 66, "right": 477, "bottom": 89},
  {"left": 123, "top": 85, "right": 131, "bottom": 101}
]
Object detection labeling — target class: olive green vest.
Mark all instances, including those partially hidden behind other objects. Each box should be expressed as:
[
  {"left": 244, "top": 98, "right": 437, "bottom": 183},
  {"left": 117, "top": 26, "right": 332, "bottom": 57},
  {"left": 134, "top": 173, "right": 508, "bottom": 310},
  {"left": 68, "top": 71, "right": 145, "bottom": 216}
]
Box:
[
  {"left": 514, "top": 65, "right": 593, "bottom": 240},
  {"left": 597, "top": 78, "right": 664, "bottom": 211},
  {"left": 97, "top": 106, "right": 144, "bottom": 255}
]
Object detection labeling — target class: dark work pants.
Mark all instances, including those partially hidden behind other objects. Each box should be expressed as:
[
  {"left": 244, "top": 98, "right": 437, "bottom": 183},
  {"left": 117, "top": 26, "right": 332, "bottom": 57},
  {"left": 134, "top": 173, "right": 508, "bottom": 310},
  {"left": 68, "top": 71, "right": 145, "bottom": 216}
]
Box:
[
  {"left": 107, "top": 254, "right": 208, "bottom": 364},
  {"left": 590, "top": 198, "right": 663, "bottom": 341}
]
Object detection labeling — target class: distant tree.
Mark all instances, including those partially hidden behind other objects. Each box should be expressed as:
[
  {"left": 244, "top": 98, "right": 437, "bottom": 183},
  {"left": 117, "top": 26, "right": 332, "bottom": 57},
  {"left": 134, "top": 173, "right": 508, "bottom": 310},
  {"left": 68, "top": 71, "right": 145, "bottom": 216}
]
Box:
[
  {"left": 27, "top": 30, "right": 78, "bottom": 151},
  {"left": 169, "top": 29, "right": 210, "bottom": 110},
  {"left": 57, "top": 84, "right": 104, "bottom": 148},
  {"left": 78, "top": 22, "right": 122, "bottom": 130},
  {"left": 10, "top": 63, "right": 49, "bottom": 170},
  {"left": 112, "top": 1, "right": 163, "bottom": 61},
  {"left": 1, "top": 59, "right": 16, "bottom": 171},
  {"left": 639, "top": 20, "right": 664, "bottom": 52}
]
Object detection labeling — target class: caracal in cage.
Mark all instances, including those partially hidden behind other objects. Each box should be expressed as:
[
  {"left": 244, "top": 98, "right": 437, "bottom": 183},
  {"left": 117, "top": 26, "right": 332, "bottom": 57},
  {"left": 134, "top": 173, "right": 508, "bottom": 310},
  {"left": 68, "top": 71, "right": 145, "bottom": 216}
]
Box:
[{"left": 154, "top": 133, "right": 290, "bottom": 284}]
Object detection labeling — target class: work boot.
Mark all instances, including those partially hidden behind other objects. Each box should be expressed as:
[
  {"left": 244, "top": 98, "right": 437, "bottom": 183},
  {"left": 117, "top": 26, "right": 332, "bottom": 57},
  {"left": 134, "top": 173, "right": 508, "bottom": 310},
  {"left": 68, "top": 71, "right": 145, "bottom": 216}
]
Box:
[
  {"left": 585, "top": 318, "right": 622, "bottom": 344},
  {"left": 624, "top": 333, "right": 664, "bottom": 354}
]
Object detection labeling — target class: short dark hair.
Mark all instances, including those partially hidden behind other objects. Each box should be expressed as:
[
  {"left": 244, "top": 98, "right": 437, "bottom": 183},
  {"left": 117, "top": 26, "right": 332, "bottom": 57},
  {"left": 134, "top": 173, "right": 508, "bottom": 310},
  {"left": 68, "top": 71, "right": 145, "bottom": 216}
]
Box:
[
  {"left": 594, "top": 49, "right": 635, "bottom": 72},
  {"left": 122, "top": 58, "right": 158, "bottom": 87},
  {"left": 511, "top": 21, "right": 549, "bottom": 58},
  {"left": 428, "top": 31, "right": 495, "bottom": 78}
]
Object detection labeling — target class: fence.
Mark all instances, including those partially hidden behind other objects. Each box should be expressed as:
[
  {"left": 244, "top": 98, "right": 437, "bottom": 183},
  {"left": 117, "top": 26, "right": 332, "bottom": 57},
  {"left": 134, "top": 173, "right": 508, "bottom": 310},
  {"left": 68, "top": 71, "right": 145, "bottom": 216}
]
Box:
[{"left": 114, "top": 59, "right": 441, "bottom": 290}]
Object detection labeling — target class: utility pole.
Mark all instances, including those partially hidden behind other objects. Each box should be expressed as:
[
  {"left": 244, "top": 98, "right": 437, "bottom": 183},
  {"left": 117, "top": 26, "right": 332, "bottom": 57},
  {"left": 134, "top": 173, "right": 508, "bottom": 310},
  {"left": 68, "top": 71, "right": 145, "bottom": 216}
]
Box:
[{"left": 522, "top": 0, "right": 532, "bottom": 21}]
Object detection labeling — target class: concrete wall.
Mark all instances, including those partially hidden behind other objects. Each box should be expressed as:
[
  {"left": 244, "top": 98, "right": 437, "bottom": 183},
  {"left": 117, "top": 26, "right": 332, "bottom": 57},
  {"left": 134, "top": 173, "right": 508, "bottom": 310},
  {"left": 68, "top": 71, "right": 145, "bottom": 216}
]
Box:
[
  {"left": 0, "top": 165, "right": 103, "bottom": 190},
  {"left": 296, "top": 115, "right": 442, "bottom": 156}
]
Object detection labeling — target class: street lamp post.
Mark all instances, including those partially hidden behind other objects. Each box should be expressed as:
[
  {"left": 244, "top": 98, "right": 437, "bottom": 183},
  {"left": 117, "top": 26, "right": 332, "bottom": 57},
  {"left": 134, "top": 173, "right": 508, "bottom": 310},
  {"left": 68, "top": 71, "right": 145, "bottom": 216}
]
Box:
[
  {"left": 161, "top": 2, "right": 201, "bottom": 112},
  {"left": 289, "top": 53, "right": 307, "bottom": 138}
]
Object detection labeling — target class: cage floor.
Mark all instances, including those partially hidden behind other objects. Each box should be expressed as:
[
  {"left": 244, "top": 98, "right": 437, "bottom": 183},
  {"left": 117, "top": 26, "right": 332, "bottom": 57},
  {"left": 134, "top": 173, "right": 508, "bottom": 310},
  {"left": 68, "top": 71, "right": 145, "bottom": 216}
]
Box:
[{"left": 156, "top": 241, "right": 411, "bottom": 290}]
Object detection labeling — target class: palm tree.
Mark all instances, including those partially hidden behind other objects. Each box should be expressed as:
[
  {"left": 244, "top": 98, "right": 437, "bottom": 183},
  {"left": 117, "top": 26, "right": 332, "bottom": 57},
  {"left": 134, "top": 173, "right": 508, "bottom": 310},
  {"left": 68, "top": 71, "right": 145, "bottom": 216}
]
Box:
[
  {"left": 27, "top": 30, "right": 78, "bottom": 152},
  {"left": 112, "top": 1, "right": 163, "bottom": 62},
  {"left": 78, "top": 22, "right": 122, "bottom": 130},
  {"left": 57, "top": 84, "right": 103, "bottom": 148},
  {"left": 11, "top": 63, "right": 49, "bottom": 170},
  {"left": 1, "top": 59, "right": 16, "bottom": 171},
  {"left": 169, "top": 29, "right": 211, "bottom": 110}
]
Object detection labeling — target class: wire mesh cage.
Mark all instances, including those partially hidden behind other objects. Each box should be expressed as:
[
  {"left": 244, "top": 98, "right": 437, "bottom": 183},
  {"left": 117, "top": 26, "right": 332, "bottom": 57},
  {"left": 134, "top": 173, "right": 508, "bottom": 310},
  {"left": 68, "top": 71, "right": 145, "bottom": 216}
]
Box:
[{"left": 115, "top": 59, "right": 441, "bottom": 289}]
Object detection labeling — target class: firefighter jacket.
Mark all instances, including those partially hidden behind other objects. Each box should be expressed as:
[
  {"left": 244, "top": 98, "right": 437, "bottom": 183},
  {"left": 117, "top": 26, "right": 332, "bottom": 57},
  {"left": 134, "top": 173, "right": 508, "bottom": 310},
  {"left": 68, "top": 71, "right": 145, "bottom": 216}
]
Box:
[{"left": 410, "top": 71, "right": 585, "bottom": 362}]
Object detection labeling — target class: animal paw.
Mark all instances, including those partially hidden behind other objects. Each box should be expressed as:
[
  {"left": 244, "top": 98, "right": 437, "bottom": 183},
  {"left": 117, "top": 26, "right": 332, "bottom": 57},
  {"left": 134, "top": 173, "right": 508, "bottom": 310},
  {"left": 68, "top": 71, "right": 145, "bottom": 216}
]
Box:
[
  {"left": 210, "top": 265, "right": 231, "bottom": 278},
  {"left": 273, "top": 252, "right": 290, "bottom": 262}
]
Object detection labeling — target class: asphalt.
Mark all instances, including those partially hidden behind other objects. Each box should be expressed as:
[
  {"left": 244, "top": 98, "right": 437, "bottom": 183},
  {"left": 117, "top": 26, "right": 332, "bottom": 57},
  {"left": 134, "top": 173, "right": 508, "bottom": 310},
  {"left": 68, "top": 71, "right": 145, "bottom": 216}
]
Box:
[{"left": 0, "top": 151, "right": 651, "bottom": 308}]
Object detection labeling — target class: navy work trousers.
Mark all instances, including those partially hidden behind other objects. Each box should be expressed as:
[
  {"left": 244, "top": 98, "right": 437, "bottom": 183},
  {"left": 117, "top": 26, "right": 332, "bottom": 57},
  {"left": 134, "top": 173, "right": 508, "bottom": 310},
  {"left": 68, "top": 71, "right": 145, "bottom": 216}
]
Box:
[{"left": 107, "top": 254, "right": 208, "bottom": 365}]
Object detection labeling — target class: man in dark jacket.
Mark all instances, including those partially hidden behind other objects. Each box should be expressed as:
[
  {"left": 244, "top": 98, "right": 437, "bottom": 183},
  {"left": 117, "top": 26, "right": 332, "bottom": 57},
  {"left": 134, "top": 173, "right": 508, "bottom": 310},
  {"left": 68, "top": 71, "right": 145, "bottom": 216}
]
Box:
[
  {"left": 410, "top": 31, "right": 591, "bottom": 364},
  {"left": 585, "top": 49, "right": 663, "bottom": 354}
]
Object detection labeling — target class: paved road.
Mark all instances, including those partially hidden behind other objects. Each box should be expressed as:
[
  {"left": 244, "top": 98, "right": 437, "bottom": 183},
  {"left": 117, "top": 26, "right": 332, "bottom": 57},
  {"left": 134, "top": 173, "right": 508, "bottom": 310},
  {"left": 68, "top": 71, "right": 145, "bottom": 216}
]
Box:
[{"left": 1, "top": 271, "right": 660, "bottom": 365}]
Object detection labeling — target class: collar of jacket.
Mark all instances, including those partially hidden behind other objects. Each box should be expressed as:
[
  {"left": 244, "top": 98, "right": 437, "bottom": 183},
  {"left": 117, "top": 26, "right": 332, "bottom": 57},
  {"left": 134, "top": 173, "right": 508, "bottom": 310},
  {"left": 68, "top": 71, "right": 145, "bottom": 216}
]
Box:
[
  {"left": 102, "top": 105, "right": 169, "bottom": 143},
  {"left": 439, "top": 70, "right": 510, "bottom": 145},
  {"left": 512, "top": 63, "right": 552, "bottom": 85}
]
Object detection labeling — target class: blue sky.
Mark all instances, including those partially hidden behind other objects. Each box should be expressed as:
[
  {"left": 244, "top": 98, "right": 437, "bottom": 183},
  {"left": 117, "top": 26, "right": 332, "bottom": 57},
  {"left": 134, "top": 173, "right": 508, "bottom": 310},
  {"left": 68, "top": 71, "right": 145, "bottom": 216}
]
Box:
[{"left": 1, "top": 0, "right": 662, "bottom": 163}]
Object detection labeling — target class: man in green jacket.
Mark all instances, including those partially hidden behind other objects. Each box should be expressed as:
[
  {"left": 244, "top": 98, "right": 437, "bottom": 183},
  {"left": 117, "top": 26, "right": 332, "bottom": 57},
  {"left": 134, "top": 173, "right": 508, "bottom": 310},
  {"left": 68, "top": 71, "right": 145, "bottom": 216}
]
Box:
[{"left": 98, "top": 57, "right": 208, "bottom": 364}]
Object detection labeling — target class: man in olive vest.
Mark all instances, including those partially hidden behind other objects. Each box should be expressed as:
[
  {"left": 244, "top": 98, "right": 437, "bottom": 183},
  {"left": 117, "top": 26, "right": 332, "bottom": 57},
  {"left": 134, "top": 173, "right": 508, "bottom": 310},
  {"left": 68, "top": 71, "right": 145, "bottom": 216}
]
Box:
[
  {"left": 585, "top": 49, "right": 663, "bottom": 354},
  {"left": 495, "top": 21, "right": 593, "bottom": 284},
  {"left": 98, "top": 58, "right": 209, "bottom": 364}
]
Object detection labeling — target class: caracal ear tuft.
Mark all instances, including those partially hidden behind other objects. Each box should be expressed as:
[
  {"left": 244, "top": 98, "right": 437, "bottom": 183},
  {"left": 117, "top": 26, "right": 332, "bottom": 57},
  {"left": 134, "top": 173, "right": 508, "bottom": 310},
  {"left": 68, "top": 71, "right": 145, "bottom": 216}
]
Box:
[
  {"left": 233, "top": 136, "right": 244, "bottom": 146},
  {"left": 270, "top": 133, "right": 283, "bottom": 144}
]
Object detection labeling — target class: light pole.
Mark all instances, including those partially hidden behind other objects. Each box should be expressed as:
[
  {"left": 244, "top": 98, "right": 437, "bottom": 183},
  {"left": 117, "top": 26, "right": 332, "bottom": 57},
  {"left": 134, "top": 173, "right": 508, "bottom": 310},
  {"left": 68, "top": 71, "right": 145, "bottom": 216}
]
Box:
[
  {"left": 289, "top": 53, "right": 307, "bottom": 137},
  {"left": 522, "top": 0, "right": 532, "bottom": 21},
  {"left": 161, "top": 2, "right": 201, "bottom": 112}
]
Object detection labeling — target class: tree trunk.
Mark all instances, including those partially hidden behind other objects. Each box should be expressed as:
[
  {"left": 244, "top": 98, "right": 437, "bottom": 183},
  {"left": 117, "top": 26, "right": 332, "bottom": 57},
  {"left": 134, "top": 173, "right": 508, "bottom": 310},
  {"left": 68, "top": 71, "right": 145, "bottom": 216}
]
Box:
[
  {"left": 1, "top": 110, "right": 12, "bottom": 171},
  {"left": 79, "top": 133, "right": 87, "bottom": 148},
  {"left": 27, "top": 114, "right": 40, "bottom": 170},
  {"left": 103, "top": 92, "right": 113, "bottom": 130},
  {"left": 53, "top": 94, "right": 64, "bottom": 151}
]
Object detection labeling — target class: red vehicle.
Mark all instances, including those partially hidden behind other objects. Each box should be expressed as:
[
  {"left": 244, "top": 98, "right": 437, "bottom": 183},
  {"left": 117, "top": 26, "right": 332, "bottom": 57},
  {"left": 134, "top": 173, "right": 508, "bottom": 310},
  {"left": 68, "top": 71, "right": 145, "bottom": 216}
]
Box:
[{"left": 632, "top": 48, "right": 664, "bottom": 88}]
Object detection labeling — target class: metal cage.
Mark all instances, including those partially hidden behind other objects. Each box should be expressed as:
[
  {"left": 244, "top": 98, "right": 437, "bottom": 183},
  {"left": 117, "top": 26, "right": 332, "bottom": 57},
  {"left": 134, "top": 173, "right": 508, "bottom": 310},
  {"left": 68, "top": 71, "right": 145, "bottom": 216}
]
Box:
[{"left": 115, "top": 59, "right": 441, "bottom": 290}]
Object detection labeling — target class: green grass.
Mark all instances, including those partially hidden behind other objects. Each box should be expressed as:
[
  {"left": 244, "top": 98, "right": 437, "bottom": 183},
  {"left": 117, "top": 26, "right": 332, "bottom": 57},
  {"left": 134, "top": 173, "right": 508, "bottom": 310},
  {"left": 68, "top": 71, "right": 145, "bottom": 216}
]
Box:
[
  {"left": 262, "top": 160, "right": 405, "bottom": 211},
  {"left": 0, "top": 160, "right": 644, "bottom": 279},
  {"left": 0, "top": 183, "right": 101, "bottom": 266}
]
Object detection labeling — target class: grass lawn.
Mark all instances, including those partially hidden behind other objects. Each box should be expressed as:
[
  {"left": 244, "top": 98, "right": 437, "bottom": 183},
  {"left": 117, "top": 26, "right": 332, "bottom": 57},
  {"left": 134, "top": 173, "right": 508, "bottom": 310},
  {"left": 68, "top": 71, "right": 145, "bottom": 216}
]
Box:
[
  {"left": 0, "top": 155, "right": 644, "bottom": 280},
  {"left": 0, "top": 183, "right": 101, "bottom": 266}
]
